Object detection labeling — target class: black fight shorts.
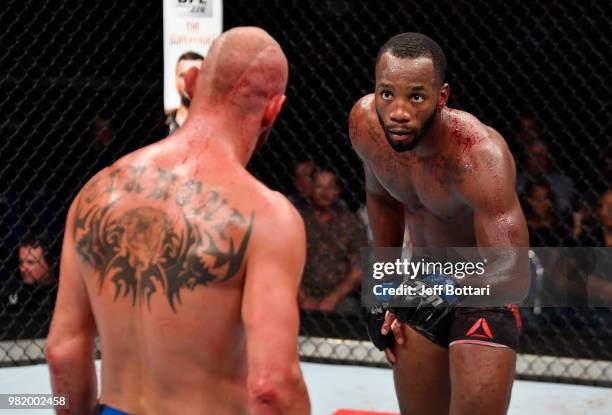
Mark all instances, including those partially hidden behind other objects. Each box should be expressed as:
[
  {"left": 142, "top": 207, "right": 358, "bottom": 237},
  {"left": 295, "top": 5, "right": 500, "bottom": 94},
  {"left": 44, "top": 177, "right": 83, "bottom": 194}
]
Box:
[{"left": 411, "top": 305, "right": 522, "bottom": 350}]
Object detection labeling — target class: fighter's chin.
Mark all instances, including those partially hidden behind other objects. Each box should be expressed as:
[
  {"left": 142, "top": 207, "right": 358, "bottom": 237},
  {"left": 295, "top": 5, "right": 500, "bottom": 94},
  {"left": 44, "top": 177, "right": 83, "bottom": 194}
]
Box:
[{"left": 384, "top": 132, "right": 420, "bottom": 152}]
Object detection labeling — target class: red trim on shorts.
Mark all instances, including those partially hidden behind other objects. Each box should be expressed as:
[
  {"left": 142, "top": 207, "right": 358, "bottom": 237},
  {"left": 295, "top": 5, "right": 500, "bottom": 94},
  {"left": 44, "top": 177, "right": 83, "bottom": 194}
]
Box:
[
  {"left": 449, "top": 339, "right": 510, "bottom": 348},
  {"left": 505, "top": 304, "right": 522, "bottom": 330}
]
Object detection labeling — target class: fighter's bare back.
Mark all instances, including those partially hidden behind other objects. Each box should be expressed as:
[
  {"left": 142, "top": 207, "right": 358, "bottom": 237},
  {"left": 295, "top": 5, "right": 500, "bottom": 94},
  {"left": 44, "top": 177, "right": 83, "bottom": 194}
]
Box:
[
  {"left": 47, "top": 26, "right": 310, "bottom": 415},
  {"left": 67, "top": 135, "right": 297, "bottom": 413}
]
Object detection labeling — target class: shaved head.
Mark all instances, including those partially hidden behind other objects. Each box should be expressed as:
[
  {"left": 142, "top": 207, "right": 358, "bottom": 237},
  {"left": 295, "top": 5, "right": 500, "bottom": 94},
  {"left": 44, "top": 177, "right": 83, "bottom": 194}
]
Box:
[{"left": 191, "top": 27, "right": 288, "bottom": 112}]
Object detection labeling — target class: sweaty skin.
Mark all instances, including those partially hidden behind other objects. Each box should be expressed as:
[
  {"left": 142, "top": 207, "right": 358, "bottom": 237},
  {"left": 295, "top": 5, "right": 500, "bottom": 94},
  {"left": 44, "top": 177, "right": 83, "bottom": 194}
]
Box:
[
  {"left": 351, "top": 56, "right": 529, "bottom": 304},
  {"left": 47, "top": 27, "right": 310, "bottom": 415},
  {"left": 351, "top": 96, "right": 527, "bottom": 249},
  {"left": 350, "top": 52, "right": 529, "bottom": 415}
]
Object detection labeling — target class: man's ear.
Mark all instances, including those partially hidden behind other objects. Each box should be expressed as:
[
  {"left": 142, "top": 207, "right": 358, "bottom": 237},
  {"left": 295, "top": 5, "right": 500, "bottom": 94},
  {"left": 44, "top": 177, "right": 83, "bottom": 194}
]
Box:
[
  {"left": 184, "top": 66, "right": 200, "bottom": 100},
  {"left": 438, "top": 83, "right": 450, "bottom": 109},
  {"left": 262, "top": 94, "right": 286, "bottom": 127}
]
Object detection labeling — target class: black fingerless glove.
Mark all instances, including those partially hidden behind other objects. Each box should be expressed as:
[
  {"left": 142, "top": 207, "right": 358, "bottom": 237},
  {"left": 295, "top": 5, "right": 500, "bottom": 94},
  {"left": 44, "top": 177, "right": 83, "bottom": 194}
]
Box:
[
  {"left": 391, "top": 273, "right": 460, "bottom": 335},
  {"left": 366, "top": 305, "right": 395, "bottom": 351}
]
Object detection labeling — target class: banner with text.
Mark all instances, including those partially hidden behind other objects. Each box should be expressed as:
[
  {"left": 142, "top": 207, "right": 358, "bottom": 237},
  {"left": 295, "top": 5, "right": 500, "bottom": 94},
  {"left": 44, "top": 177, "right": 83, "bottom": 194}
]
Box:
[{"left": 163, "top": 0, "right": 223, "bottom": 112}]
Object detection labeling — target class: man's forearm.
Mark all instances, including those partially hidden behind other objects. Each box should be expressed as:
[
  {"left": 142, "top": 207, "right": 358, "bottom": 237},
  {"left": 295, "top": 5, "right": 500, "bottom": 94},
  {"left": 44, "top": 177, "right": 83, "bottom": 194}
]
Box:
[
  {"left": 284, "top": 377, "right": 311, "bottom": 415},
  {"left": 325, "top": 266, "right": 362, "bottom": 304},
  {"left": 46, "top": 336, "right": 97, "bottom": 415},
  {"left": 588, "top": 275, "right": 612, "bottom": 302}
]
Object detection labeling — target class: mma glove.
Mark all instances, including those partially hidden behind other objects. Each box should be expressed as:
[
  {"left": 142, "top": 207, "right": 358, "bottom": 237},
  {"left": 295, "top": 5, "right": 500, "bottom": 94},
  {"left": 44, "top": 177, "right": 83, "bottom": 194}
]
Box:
[
  {"left": 390, "top": 273, "right": 461, "bottom": 335},
  {"left": 366, "top": 305, "right": 395, "bottom": 351}
]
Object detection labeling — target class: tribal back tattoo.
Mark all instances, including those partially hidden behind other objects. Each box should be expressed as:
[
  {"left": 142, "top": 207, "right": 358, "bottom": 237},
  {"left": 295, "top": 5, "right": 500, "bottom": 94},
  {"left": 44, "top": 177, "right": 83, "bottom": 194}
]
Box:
[{"left": 73, "top": 165, "right": 254, "bottom": 312}]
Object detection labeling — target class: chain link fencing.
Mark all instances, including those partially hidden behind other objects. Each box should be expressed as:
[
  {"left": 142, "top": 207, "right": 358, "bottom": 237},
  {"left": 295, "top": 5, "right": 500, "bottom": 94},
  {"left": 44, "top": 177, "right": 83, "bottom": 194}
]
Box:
[{"left": 1, "top": 0, "right": 610, "bottom": 386}]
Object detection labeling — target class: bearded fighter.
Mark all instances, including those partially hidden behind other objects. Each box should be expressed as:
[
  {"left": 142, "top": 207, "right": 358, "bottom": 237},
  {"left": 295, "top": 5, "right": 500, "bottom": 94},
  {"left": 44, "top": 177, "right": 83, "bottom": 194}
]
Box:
[{"left": 350, "top": 33, "right": 529, "bottom": 415}]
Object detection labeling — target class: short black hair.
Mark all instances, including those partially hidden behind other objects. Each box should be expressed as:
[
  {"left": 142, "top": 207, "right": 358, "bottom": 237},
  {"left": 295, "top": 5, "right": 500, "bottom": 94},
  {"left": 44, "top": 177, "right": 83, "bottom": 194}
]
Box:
[
  {"left": 376, "top": 33, "right": 447, "bottom": 86},
  {"left": 177, "top": 51, "right": 204, "bottom": 64},
  {"left": 20, "top": 233, "right": 50, "bottom": 256},
  {"left": 19, "top": 233, "right": 54, "bottom": 269}
]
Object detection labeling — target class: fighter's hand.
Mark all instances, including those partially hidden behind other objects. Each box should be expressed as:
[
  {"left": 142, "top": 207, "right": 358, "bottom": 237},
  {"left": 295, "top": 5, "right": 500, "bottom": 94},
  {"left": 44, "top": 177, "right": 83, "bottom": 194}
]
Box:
[
  {"left": 318, "top": 294, "right": 340, "bottom": 311},
  {"left": 393, "top": 273, "right": 460, "bottom": 334},
  {"left": 300, "top": 297, "right": 318, "bottom": 310},
  {"left": 380, "top": 310, "right": 403, "bottom": 366},
  {"left": 381, "top": 310, "right": 404, "bottom": 346},
  {"left": 366, "top": 306, "right": 394, "bottom": 353}
]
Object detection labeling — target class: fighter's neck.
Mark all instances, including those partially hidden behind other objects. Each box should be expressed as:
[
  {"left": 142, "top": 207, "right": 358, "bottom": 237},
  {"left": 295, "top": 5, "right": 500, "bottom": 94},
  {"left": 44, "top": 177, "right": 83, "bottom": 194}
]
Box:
[
  {"left": 179, "top": 114, "right": 258, "bottom": 166},
  {"left": 412, "top": 107, "right": 451, "bottom": 159}
]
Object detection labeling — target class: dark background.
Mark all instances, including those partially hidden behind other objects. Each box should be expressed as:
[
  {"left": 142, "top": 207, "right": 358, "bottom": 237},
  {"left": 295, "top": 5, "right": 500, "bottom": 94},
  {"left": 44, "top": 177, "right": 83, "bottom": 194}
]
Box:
[
  {"left": 0, "top": 0, "right": 610, "bottom": 379},
  {"left": 1, "top": 1, "right": 609, "bottom": 227}
]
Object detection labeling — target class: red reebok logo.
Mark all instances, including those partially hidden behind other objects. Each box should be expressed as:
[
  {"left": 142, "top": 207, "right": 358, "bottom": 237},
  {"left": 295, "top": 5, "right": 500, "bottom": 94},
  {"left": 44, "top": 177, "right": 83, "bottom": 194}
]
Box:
[{"left": 465, "top": 318, "right": 494, "bottom": 339}]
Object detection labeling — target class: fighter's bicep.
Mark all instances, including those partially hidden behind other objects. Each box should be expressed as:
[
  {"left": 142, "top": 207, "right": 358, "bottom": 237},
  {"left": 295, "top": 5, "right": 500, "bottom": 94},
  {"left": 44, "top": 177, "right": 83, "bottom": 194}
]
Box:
[
  {"left": 472, "top": 199, "right": 528, "bottom": 247},
  {"left": 459, "top": 145, "right": 527, "bottom": 246},
  {"left": 241, "top": 204, "right": 305, "bottom": 368},
  {"left": 242, "top": 235, "right": 304, "bottom": 324}
]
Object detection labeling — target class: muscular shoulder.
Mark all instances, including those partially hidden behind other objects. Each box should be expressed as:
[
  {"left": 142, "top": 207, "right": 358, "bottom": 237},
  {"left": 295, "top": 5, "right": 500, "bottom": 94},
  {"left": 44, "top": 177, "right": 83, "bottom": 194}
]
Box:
[
  {"left": 246, "top": 185, "right": 306, "bottom": 255},
  {"left": 349, "top": 94, "right": 383, "bottom": 160},
  {"left": 445, "top": 110, "right": 514, "bottom": 176},
  {"left": 72, "top": 165, "right": 114, "bottom": 212},
  {"left": 74, "top": 142, "right": 161, "bottom": 196},
  {"left": 444, "top": 110, "right": 516, "bottom": 199},
  {"left": 252, "top": 185, "right": 305, "bottom": 235}
]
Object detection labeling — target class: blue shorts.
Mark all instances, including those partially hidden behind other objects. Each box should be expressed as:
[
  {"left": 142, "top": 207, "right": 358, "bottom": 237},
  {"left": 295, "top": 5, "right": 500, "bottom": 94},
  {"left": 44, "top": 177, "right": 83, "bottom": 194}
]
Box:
[{"left": 95, "top": 404, "right": 129, "bottom": 415}]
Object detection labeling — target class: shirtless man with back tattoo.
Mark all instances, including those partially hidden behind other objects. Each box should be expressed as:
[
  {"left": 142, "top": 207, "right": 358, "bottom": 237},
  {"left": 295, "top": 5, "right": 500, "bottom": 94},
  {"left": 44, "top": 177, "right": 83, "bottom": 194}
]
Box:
[{"left": 46, "top": 27, "right": 310, "bottom": 415}]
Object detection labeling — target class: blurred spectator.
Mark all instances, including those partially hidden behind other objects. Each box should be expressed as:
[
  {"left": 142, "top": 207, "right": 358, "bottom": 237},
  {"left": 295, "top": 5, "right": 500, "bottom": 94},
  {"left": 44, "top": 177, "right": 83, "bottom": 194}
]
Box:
[
  {"left": 523, "top": 180, "right": 574, "bottom": 247},
  {"left": 511, "top": 115, "right": 544, "bottom": 170},
  {"left": 583, "top": 190, "right": 612, "bottom": 305},
  {"left": 82, "top": 113, "right": 118, "bottom": 172},
  {"left": 0, "top": 234, "right": 57, "bottom": 340},
  {"left": 517, "top": 140, "right": 575, "bottom": 213},
  {"left": 535, "top": 190, "right": 612, "bottom": 311},
  {"left": 580, "top": 189, "right": 612, "bottom": 247},
  {"left": 18, "top": 235, "right": 55, "bottom": 287},
  {"left": 166, "top": 51, "right": 204, "bottom": 135},
  {"left": 299, "top": 169, "right": 367, "bottom": 312},
  {"left": 92, "top": 115, "right": 114, "bottom": 153},
  {"left": 516, "top": 115, "right": 543, "bottom": 147},
  {"left": 288, "top": 160, "right": 316, "bottom": 209},
  {"left": 572, "top": 199, "right": 593, "bottom": 242}
]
